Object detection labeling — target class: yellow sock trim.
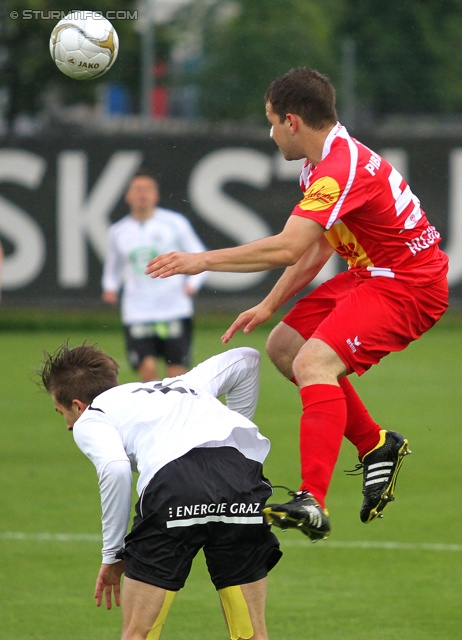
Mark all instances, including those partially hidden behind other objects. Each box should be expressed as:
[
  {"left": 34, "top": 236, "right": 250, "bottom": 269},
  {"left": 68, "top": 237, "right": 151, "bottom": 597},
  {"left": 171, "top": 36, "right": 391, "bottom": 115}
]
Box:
[
  {"left": 146, "top": 591, "right": 176, "bottom": 640},
  {"left": 219, "top": 585, "right": 254, "bottom": 640},
  {"left": 362, "top": 429, "right": 387, "bottom": 461}
]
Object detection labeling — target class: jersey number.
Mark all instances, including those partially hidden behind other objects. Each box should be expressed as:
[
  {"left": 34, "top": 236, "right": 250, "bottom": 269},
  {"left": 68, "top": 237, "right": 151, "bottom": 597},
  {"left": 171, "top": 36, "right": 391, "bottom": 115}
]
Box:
[
  {"left": 388, "top": 166, "right": 422, "bottom": 230},
  {"left": 132, "top": 382, "right": 197, "bottom": 396}
]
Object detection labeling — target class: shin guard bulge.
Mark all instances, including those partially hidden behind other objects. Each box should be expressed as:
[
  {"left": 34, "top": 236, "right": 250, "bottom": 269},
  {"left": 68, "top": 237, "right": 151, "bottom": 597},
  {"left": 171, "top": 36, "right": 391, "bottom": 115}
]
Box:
[{"left": 299, "top": 384, "right": 347, "bottom": 507}]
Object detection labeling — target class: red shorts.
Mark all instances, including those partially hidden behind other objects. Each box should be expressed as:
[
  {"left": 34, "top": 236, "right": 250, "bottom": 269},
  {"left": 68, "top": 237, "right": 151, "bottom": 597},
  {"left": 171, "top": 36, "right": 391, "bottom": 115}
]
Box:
[{"left": 283, "top": 271, "right": 449, "bottom": 376}]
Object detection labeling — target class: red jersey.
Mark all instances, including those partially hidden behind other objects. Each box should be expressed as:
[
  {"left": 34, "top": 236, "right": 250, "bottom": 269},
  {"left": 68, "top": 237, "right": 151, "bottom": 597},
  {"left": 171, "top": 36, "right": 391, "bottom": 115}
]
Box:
[{"left": 292, "top": 123, "right": 448, "bottom": 286}]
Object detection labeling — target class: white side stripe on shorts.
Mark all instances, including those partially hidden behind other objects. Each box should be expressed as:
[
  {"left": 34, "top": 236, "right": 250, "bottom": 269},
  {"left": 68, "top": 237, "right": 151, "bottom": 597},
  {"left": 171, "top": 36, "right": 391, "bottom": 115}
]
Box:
[{"left": 166, "top": 515, "right": 263, "bottom": 528}]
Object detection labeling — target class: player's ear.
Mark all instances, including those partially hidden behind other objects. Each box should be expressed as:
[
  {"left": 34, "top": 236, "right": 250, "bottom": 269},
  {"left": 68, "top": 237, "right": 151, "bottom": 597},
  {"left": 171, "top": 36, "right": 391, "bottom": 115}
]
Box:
[
  {"left": 72, "top": 399, "right": 88, "bottom": 414},
  {"left": 152, "top": 183, "right": 160, "bottom": 204},
  {"left": 285, "top": 113, "right": 299, "bottom": 134}
]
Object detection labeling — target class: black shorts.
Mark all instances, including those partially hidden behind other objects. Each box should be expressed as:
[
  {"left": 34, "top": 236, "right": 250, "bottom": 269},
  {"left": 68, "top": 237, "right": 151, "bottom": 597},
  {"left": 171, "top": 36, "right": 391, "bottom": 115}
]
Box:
[
  {"left": 117, "top": 447, "right": 282, "bottom": 591},
  {"left": 124, "top": 318, "right": 192, "bottom": 369}
]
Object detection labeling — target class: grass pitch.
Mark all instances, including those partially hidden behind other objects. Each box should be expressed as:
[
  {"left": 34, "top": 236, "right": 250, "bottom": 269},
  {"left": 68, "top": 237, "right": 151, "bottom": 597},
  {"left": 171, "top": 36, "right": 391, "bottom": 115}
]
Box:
[{"left": 0, "top": 309, "right": 461, "bottom": 639}]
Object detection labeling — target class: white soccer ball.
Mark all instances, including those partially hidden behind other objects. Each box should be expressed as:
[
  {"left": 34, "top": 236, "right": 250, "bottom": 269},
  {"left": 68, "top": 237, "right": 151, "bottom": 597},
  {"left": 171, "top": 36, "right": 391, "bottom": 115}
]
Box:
[{"left": 49, "top": 11, "right": 119, "bottom": 80}]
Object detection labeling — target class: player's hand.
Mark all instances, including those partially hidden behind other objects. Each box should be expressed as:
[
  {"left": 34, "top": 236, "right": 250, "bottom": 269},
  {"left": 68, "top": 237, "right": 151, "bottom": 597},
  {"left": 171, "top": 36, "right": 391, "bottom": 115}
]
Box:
[
  {"left": 94, "top": 561, "right": 125, "bottom": 610},
  {"left": 221, "top": 304, "right": 273, "bottom": 343},
  {"left": 102, "top": 291, "right": 118, "bottom": 305},
  {"left": 145, "top": 252, "right": 206, "bottom": 278},
  {"left": 184, "top": 282, "right": 197, "bottom": 297}
]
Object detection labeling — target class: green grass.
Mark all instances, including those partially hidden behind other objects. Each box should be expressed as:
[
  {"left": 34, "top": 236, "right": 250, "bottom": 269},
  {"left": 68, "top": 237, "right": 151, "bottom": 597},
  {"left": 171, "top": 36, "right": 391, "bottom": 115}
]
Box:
[{"left": 0, "top": 309, "right": 461, "bottom": 639}]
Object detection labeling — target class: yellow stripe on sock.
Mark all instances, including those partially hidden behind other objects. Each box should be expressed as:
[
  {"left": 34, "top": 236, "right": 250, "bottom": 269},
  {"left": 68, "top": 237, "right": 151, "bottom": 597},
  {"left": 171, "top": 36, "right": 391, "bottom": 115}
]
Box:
[
  {"left": 219, "top": 585, "right": 254, "bottom": 640},
  {"left": 146, "top": 591, "right": 176, "bottom": 640}
]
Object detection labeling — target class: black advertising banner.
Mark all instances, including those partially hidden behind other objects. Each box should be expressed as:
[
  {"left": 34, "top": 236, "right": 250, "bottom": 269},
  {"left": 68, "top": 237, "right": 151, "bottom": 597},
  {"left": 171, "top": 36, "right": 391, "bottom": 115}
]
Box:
[{"left": 0, "top": 131, "right": 460, "bottom": 307}]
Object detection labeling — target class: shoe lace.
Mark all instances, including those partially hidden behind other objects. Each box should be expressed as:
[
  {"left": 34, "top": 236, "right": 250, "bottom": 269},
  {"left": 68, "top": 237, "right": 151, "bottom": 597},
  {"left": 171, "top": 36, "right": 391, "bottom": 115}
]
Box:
[
  {"left": 344, "top": 463, "right": 363, "bottom": 476},
  {"left": 271, "top": 484, "right": 298, "bottom": 497}
]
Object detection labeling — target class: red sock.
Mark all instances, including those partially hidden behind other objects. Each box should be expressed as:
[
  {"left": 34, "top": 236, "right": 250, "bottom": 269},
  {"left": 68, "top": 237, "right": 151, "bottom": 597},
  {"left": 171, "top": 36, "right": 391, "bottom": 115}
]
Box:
[
  {"left": 299, "top": 384, "right": 347, "bottom": 508},
  {"left": 340, "top": 378, "right": 382, "bottom": 459}
]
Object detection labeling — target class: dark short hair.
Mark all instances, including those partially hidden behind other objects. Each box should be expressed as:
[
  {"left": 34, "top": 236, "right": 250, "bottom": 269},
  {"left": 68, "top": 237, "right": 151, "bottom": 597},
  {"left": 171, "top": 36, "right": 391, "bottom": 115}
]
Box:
[
  {"left": 265, "top": 67, "right": 337, "bottom": 130},
  {"left": 40, "top": 342, "right": 119, "bottom": 408},
  {"left": 130, "top": 169, "right": 159, "bottom": 187}
]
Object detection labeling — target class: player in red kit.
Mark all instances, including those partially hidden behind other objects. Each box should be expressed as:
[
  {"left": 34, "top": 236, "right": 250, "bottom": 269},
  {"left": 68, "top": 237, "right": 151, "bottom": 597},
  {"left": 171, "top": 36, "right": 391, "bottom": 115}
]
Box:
[{"left": 145, "top": 68, "right": 449, "bottom": 541}]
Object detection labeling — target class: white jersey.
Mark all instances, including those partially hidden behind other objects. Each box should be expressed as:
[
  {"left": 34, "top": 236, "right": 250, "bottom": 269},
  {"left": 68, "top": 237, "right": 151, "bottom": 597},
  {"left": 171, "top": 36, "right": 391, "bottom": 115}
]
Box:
[
  {"left": 102, "top": 207, "right": 208, "bottom": 324},
  {"left": 72, "top": 347, "right": 269, "bottom": 563}
]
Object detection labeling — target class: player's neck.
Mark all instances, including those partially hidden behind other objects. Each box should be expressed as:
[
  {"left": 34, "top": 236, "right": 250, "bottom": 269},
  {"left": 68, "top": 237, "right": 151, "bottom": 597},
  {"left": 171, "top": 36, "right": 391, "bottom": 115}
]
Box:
[
  {"left": 305, "top": 123, "right": 337, "bottom": 167},
  {"left": 131, "top": 208, "right": 155, "bottom": 221}
]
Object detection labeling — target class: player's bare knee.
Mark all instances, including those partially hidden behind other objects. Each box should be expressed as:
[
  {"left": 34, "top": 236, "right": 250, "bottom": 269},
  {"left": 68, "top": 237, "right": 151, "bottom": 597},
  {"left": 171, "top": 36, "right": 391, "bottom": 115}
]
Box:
[
  {"left": 266, "top": 326, "right": 280, "bottom": 360},
  {"left": 266, "top": 340, "right": 289, "bottom": 376},
  {"left": 139, "top": 356, "right": 158, "bottom": 382},
  {"left": 266, "top": 324, "right": 302, "bottom": 379},
  {"left": 293, "top": 338, "right": 345, "bottom": 385}
]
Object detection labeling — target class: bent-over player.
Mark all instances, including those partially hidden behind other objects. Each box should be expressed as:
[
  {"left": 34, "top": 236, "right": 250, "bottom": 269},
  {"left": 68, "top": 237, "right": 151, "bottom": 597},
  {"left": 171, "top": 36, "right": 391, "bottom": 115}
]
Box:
[{"left": 40, "top": 343, "right": 281, "bottom": 640}]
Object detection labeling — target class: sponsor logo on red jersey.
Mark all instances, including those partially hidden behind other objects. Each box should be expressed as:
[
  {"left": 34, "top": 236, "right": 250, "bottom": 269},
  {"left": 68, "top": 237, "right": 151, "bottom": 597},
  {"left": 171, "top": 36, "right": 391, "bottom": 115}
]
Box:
[{"left": 299, "top": 177, "right": 340, "bottom": 211}]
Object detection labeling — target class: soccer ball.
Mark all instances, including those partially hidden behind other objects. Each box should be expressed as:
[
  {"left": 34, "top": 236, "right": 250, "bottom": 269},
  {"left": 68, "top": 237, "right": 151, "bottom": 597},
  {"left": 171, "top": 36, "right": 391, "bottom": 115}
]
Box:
[{"left": 49, "top": 11, "right": 119, "bottom": 80}]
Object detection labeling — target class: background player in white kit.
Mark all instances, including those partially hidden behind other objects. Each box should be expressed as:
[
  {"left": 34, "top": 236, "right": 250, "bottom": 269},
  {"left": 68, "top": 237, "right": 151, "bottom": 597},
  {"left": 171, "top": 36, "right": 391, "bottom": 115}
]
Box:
[
  {"left": 102, "top": 171, "right": 208, "bottom": 382},
  {"left": 40, "top": 343, "right": 281, "bottom": 640}
]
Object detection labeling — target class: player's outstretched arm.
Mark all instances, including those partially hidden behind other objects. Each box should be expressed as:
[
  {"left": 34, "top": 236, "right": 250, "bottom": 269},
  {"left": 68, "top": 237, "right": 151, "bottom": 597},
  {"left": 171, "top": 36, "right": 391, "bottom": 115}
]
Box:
[
  {"left": 182, "top": 347, "right": 261, "bottom": 419},
  {"left": 222, "top": 236, "right": 333, "bottom": 343},
  {"left": 146, "top": 251, "right": 208, "bottom": 277},
  {"left": 94, "top": 561, "right": 125, "bottom": 610},
  {"left": 146, "top": 216, "right": 326, "bottom": 279}
]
